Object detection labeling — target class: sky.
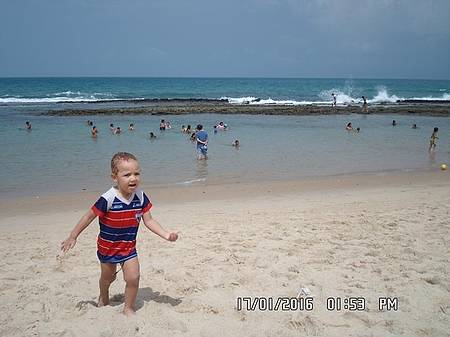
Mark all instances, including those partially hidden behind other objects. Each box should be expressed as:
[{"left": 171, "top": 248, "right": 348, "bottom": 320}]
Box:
[{"left": 1, "top": 0, "right": 449, "bottom": 79}]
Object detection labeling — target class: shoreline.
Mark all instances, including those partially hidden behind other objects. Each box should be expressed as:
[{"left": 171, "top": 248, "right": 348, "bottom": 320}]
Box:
[
  {"left": 41, "top": 102, "right": 450, "bottom": 117},
  {"left": 1, "top": 169, "right": 446, "bottom": 218}
]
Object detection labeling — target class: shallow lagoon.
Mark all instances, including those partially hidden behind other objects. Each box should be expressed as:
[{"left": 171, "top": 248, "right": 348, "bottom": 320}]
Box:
[{"left": 1, "top": 112, "right": 449, "bottom": 197}]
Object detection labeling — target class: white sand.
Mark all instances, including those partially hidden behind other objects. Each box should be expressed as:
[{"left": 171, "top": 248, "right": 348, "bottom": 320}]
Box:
[{"left": 1, "top": 171, "right": 449, "bottom": 337}]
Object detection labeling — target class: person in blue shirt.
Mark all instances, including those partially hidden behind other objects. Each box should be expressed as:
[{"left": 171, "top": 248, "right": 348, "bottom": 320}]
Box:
[{"left": 195, "top": 124, "right": 208, "bottom": 160}]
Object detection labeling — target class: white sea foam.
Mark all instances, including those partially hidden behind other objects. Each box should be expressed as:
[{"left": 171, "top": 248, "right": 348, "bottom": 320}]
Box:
[
  {"left": 2, "top": 90, "right": 450, "bottom": 105},
  {"left": 370, "top": 87, "right": 402, "bottom": 103},
  {"left": 0, "top": 90, "right": 119, "bottom": 104},
  {"left": 222, "top": 90, "right": 450, "bottom": 106},
  {"left": 0, "top": 96, "right": 120, "bottom": 104},
  {"left": 321, "top": 87, "right": 450, "bottom": 104},
  {"left": 175, "top": 178, "right": 206, "bottom": 185},
  {"left": 221, "top": 96, "right": 258, "bottom": 104},
  {"left": 0, "top": 97, "right": 94, "bottom": 103},
  {"left": 319, "top": 89, "right": 357, "bottom": 104},
  {"left": 52, "top": 91, "right": 115, "bottom": 98},
  {"left": 319, "top": 88, "right": 400, "bottom": 104},
  {"left": 410, "top": 93, "right": 450, "bottom": 101},
  {"left": 53, "top": 91, "right": 84, "bottom": 96},
  {"left": 222, "top": 96, "right": 321, "bottom": 105}
]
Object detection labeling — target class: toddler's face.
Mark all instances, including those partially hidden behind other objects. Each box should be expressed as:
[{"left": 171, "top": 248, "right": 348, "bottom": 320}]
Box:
[{"left": 112, "top": 159, "right": 141, "bottom": 197}]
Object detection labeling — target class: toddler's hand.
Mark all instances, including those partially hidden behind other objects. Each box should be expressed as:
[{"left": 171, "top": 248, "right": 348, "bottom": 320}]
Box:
[
  {"left": 166, "top": 231, "right": 178, "bottom": 242},
  {"left": 61, "top": 237, "right": 77, "bottom": 253}
]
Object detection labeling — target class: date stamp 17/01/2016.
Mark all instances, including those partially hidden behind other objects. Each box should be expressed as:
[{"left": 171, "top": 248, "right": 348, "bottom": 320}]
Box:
[{"left": 236, "top": 296, "right": 314, "bottom": 312}]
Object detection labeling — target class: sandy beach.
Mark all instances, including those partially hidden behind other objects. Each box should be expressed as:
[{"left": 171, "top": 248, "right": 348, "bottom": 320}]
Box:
[{"left": 1, "top": 171, "right": 449, "bottom": 337}]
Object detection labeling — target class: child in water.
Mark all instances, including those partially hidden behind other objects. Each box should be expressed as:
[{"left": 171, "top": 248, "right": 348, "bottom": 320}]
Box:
[
  {"left": 429, "top": 127, "right": 439, "bottom": 152},
  {"left": 91, "top": 126, "right": 98, "bottom": 138}
]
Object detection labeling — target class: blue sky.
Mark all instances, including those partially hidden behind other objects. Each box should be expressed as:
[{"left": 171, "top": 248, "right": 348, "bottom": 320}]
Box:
[{"left": 1, "top": 0, "right": 449, "bottom": 79}]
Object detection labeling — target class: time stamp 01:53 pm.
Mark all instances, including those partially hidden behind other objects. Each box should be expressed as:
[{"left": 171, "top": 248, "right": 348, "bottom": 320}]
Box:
[{"left": 236, "top": 296, "right": 399, "bottom": 312}]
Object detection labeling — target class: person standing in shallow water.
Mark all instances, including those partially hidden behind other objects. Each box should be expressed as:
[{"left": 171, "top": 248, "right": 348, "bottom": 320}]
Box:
[
  {"left": 159, "top": 119, "right": 166, "bottom": 131},
  {"left": 428, "top": 127, "right": 439, "bottom": 152},
  {"left": 195, "top": 124, "right": 208, "bottom": 160}
]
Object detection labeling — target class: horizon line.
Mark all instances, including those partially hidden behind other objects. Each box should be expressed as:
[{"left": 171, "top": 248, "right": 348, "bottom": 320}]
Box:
[{"left": 0, "top": 76, "right": 449, "bottom": 81}]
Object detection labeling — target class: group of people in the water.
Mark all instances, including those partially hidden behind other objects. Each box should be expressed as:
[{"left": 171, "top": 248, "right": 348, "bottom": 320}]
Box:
[
  {"left": 345, "top": 122, "right": 360, "bottom": 132},
  {"left": 84, "top": 120, "right": 138, "bottom": 137},
  {"left": 345, "top": 120, "right": 440, "bottom": 152},
  {"left": 392, "top": 120, "right": 439, "bottom": 152},
  {"left": 82, "top": 119, "right": 240, "bottom": 160},
  {"left": 25, "top": 117, "right": 440, "bottom": 155},
  {"left": 159, "top": 119, "right": 172, "bottom": 130}
]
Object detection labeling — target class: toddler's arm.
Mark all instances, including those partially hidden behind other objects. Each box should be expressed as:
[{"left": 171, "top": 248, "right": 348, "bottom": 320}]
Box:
[
  {"left": 61, "top": 209, "right": 97, "bottom": 252},
  {"left": 142, "top": 212, "right": 178, "bottom": 241}
]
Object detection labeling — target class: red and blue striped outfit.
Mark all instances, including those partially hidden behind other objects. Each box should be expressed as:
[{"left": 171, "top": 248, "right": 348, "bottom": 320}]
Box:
[{"left": 91, "top": 187, "right": 152, "bottom": 264}]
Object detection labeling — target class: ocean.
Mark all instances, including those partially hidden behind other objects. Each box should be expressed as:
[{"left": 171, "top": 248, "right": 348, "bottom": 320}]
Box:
[
  {"left": 0, "top": 78, "right": 449, "bottom": 197},
  {"left": 1, "top": 77, "right": 450, "bottom": 106}
]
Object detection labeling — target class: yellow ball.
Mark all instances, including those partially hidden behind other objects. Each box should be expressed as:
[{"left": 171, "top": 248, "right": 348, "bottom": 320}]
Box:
[{"left": 441, "top": 164, "right": 448, "bottom": 171}]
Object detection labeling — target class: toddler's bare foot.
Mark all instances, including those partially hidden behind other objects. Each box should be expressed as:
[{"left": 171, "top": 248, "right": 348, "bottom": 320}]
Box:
[
  {"left": 123, "top": 307, "right": 136, "bottom": 316},
  {"left": 97, "top": 296, "right": 109, "bottom": 307}
]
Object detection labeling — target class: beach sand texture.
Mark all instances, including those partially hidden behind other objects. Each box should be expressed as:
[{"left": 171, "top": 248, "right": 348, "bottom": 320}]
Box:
[{"left": 0, "top": 172, "right": 449, "bottom": 337}]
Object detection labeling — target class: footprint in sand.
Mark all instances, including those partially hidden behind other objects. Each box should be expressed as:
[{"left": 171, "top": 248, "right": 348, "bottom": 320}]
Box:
[
  {"left": 343, "top": 311, "right": 380, "bottom": 328},
  {"left": 201, "top": 304, "right": 219, "bottom": 314},
  {"left": 423, "top": 275, "right": 441, "bottom": 285},
  {"left": 178, "top": 284, "right": 204, "bottom": 296},
  {"left": 288, "top": 315, "right": 321, "bottom": 335}
]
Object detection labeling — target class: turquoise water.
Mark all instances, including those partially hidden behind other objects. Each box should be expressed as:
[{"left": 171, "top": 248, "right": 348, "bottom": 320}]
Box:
[
  {"left": 1, "top": 112, "right": 449, "bottom": 197},
  {"left": 0, "top": 78, "right": 449, "bottom": 197},
  {"left": 1, "top": 77, "right": 450, "bottom": 106}
]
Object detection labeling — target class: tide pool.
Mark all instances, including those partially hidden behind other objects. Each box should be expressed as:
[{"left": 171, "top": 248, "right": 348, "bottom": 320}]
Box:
[{"left": 1, "top": 112, "right": 449, "bottom": 197}]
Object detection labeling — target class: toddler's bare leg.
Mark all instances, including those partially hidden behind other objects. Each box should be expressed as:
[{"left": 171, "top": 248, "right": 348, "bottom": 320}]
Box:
[
  {"left": 99, "top": 263, "right": 117, "bottom": 307},
  {"left": 122, "top": 257, "right": 140, "bottom": 316}
]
